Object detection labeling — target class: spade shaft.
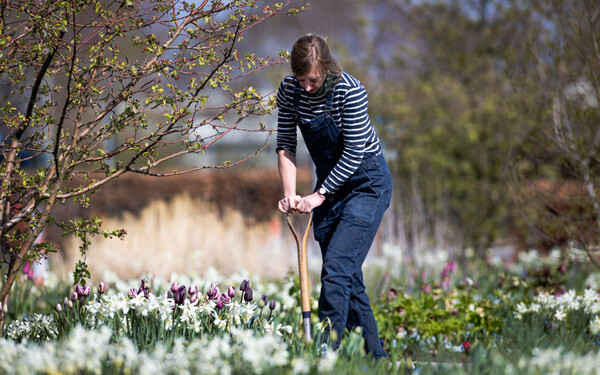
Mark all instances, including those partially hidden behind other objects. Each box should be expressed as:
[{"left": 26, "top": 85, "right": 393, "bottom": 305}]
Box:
[{"left": 286, "top": 213, "right": 312, "bottom": 341}]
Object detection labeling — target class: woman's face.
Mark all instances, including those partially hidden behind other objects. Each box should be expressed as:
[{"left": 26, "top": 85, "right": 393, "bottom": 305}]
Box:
[{"left": 296, "top": 66, "right": 325, "bottom": 94}]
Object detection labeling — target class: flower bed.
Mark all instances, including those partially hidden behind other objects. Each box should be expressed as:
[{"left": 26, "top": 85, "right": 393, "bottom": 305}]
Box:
[{"left": 2, "top": 249, "right": 600, "bottom": 374}]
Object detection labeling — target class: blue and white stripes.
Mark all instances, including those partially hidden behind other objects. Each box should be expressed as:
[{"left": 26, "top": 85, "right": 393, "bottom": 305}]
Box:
[{"left": 276, "top": 72, "right": 382, "bottom": 193}]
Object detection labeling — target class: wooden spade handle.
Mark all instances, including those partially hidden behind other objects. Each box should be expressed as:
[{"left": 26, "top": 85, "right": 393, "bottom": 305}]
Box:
[{"left": 286, "top": 213, "right": 313, "bottom": 340}]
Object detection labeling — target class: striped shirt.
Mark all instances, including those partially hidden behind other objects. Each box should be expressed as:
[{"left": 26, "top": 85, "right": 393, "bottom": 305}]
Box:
[{"left": 276, "top": 71, "right": 382, "bottom": 194}]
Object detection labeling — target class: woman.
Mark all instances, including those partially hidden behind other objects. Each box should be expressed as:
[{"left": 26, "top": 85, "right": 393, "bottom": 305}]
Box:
[{"left": 276, "top": 34, "right": 392, "bottom": 359}]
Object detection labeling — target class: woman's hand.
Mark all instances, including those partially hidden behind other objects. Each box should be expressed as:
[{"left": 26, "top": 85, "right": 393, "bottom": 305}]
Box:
[
  {"left": 278, "top": 195, "right": 302, "bottom": 213},
  {"left": 296, "top": 192, "right": 326, "bottom": 213}
]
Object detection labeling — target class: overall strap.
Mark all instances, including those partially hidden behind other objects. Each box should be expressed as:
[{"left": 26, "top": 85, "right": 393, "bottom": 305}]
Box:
[{"left": 325, "top": 89, "right": 334, "bottom": 112}]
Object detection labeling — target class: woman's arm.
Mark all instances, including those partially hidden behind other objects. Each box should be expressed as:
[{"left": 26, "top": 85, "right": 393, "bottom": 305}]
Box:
[
  {"left": 278, "top": 149, "right": 297, "bottom": 197},
  {"left": 277, "top": 149, "right": 302, "bottom": 213}
]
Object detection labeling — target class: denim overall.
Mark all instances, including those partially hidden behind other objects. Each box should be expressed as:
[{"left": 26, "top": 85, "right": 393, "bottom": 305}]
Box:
[{"left": 293, "top": 87, "right": 392, "bottom": 358}]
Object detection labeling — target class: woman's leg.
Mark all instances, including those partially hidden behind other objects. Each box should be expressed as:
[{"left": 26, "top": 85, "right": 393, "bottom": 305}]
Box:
[
  {"left": 317, "top": 154, "right": 392, "bottom": 358},
  {"left": 346, "top": 192, "right": 390, "bottom": 358},
  {"left": 318, "top": 214, "right": 371, "bottom": 351},
  {"left": 318, "top": 193, "right": 389, "bottom": 357},
  {"left": 347, "top": 271, "right": 386, "bottom": 358}
]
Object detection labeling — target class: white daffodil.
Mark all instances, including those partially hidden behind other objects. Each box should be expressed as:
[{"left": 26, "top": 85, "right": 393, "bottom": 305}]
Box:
[
  {"left": 589, "top": 316, "right": 600, "bottom": 334},
  {"left": 214, "top": 317, "right": 227, "bottom": 331}
]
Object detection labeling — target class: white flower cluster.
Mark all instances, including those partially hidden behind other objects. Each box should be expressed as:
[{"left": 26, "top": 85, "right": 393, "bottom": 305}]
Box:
[
  {"left": 5, "top": 313, "right": 57, "bottom": 341},
  {"left": 0, "top": 324, "right": 302, "bottom": 375},
  {"left": 86, "top": 292, "right": 175, "bottom": 325},
  {"left": 102, "top": 268, "right": 293, "bottom": 313},
  {"left": 508, "top": 249, "right": 560, "bottom": 275},
  {"left": 514, "top": 289, "right": 600, "bottom": 333},
  {"left": 393, "top": 327, "right": 466, "bottom": 353},
  {"left": 505, "top": 346, "right": 600, "bottom": 375},
  {"left": 585, "top": 272, "right": 600, "bottom": 290},
  {"left": 8, "top": 269, "right": 295, "bottom": 342},
  {"left": 88, "top": 288, "right": 264, "bottom": 334}
]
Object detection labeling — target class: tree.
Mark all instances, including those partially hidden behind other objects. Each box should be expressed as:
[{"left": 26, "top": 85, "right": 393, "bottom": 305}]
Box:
[
  {"left": 508, "top": 0, "right": 600, "bottom": 263},
  {"left": 364, "top": 0, "right": 539, "bottom": 256},
  {"left": 0, "top": 0, "right": 306, "bottom": 332}
]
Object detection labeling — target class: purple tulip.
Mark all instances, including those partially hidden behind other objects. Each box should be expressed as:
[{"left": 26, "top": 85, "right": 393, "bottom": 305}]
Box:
[
  {"left": 82, "top": 285, "right": 91, "bottom": 298},
  {"left": 260, "top": 294, "right": 268, "bottom": 308},
  {"left": 71, "top": 291, "right": 78, "bottom": 302},
  {"left": 75, "top": 284, "right": 85, "bottom": 298},
  {"left": 221, "top": 293, "right": 230, "bottom": 304},
  {"left": 189, "top": 292, "right": 198, "bottom": 304},
  {"left": 171, "top": 282, "right": 179, "bottom": 294},
  {"left": 128, "top": 288, "right": 138, "bottom": 298},
  {"left": 227, "top": 285, "right": 236, "bottom": 299},
  {"left": 188, "top": 284, "right": 197, "bottom": 295},
  {"left": 207, "top": 282, "right": 220, "bottom": 300},
  {"left": 139, "top": 278, "right": 150, "bottom": 295},
  {"left": 239, "top": 280, "right": 250, "bottom": 302},
  {"left": 243, "top": 287, "right": 253, "bottom": 302},
  {"left": 174, "top": 285, "right": 187, "bottom": 305},
  {"left": 98, "top": 282, "right": 107, "bottom": 295},
  {"left": 268, "top": 299, "right": 277, "bottom": 320},
  {"left": 216, "top": 294, "right": 224, "bottom": 309}
]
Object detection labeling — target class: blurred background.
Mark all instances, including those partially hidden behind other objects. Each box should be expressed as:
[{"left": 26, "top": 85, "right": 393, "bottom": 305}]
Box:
[{"left": 36, "top": 0, "right": 599, "bottom": 282}]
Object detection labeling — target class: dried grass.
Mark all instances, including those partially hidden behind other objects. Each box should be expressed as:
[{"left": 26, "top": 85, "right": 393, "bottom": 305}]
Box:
[{"left": 51, "top": 194, "right": 300, "bottom": 282}]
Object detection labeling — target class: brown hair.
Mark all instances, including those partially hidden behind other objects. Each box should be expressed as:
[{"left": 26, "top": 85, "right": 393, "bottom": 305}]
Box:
[{"left": 290, "top": 34, "right": 342, "bottom": 77}]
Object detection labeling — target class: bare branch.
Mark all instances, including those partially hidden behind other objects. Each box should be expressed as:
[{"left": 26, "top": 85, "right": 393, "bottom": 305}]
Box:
[{"left": 129, "top": 135, "right": 271, "bottom": 177}]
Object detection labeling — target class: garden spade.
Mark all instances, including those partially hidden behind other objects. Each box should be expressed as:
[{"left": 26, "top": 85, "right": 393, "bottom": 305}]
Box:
[{"left": 286, "top": 213, "right": 313, "bottom": 341}]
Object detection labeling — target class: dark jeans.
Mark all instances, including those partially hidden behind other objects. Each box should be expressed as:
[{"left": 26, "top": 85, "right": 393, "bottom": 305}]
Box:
[{"left": 313, "top": 153, "right": 392, "bottom": 359}]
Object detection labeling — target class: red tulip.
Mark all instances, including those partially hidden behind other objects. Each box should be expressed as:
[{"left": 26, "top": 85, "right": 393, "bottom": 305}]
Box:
[{"left": 462, "top": 341, "right": 471, "bottom": 354}]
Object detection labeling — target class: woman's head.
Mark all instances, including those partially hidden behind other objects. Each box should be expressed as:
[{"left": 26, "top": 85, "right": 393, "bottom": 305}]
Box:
[{"left": 291, "top": 34, "right": 342, "bottom": 93}]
